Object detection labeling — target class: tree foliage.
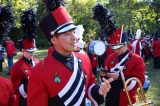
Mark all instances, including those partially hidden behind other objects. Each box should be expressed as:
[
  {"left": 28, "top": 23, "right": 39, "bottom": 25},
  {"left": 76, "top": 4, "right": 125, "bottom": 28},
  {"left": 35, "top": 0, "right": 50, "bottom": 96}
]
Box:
[
  {"left": 67, "top": 0, "right": 98, "bottom": 41},
  {"left": 0, "top": 0, "right": 160, "bottom": 46}
]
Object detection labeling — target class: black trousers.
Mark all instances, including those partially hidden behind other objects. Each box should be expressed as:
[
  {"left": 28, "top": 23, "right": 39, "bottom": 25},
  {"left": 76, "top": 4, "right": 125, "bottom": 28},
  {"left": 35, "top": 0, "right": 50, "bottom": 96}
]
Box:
[
  {"left": 19, "top": 97, "right": 27, "bottom": 106},
  {"left": 0, "top": 59, "right": 4, "bottom": 72}
]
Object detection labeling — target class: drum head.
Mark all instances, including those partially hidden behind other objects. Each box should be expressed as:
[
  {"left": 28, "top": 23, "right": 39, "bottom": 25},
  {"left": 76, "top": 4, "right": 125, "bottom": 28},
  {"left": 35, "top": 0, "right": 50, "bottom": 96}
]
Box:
[{"left": 94, "top": 41, "right": 106, "bottom": 55}]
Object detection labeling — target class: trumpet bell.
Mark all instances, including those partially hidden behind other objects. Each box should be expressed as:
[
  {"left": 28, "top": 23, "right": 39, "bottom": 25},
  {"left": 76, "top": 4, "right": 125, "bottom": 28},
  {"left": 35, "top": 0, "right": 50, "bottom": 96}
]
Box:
[{"left": 126, "top": 77, "right": 154, "bottom": 106}]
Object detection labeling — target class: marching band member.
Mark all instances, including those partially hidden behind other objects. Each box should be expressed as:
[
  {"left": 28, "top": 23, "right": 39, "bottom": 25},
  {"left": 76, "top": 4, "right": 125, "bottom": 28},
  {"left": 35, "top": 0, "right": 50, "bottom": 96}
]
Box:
[
  {"left": 87, "top": 36, "right": 99, "bottom": 76},
  {"left": 103, "top": 29, "right": 145, "bottom": 106},
  {"left": 27, "top": 1, "right": 113, "bottom": 106},
  {"left": 142, "top": 31, "right": 152, "bottom": 60},
  {"left": 152, "top": 32, "right": 160, "bottom": 69},
  {"left": 75, "top": 25, "right": 86, "bottom": 54},
  {"left": 0, "top": 76, "right": 15, "bottom": 106},
  {"left": 92, "top": 4, "right": 145, "bottom": 106},
  {"left": 10, "top": 9, "right": 39, "bottom": 106},
  {"left": 132, "top": 29, "right": 143, "bottom": 57}
]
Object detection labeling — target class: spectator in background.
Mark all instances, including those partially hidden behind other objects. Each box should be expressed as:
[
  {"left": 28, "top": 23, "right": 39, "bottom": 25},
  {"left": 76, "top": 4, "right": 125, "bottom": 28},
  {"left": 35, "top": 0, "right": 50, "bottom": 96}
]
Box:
[
  {"left": 0, "top": 44, "right": 5, "bottom": 72},
  {"left": 0, "top": 76, "right": 15, "bottom": 106},
  {"left": 5, "top": 37, "right": 16, "bottom": 73}
]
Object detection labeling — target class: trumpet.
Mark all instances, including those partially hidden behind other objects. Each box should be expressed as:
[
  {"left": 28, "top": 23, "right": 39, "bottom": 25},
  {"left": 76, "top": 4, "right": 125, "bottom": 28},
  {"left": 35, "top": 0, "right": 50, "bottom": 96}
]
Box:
[{"left": 119, "top": 68, "right": 154, "bottom": 106}]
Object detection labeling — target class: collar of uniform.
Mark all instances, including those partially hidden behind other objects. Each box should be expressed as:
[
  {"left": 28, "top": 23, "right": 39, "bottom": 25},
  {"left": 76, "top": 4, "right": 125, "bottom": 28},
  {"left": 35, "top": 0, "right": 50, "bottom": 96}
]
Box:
[
  {"left": 118, "top": 50, "right": 130, "bottom": 62},
  {"left": 22, "top": 57, "right": 32, "bottom": 64},
  {"left": 52, "top": 50, "right": 73, "bottom": 63}
]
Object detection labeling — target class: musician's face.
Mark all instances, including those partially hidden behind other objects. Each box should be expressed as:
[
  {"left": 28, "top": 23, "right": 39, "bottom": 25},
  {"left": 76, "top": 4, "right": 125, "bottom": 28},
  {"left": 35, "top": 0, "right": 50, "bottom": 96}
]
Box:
[
  {"left": 113, "top": 45, "right": 127, "bottom": 56},
  {"left": 51, "top": 29, "right": 78, "bottom": 56},
  {"left": 23, "top": 50, "right": 34, "bottom": 59}
]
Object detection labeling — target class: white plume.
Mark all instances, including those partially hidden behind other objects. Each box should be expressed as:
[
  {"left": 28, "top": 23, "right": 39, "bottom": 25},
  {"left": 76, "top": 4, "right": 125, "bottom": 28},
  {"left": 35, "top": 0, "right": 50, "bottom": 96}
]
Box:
[
  {"left": 135, "top": 29, "right": 141, "bottom": 39},
  {"left": 75, "top": 25, "right": 85, "bottom": 39}
]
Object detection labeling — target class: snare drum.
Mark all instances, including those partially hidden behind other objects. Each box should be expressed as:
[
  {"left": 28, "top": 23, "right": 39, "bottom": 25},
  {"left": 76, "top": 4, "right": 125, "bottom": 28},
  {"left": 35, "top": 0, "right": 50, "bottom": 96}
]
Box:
[{"left": 89, "top": 40, "right": 106, "bottom": 56}]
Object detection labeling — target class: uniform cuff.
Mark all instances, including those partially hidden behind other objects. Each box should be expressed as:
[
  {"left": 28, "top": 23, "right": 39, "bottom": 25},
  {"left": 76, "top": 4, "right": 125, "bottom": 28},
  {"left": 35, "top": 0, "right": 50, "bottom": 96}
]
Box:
[
  {"left": 88, "top": 84, "right": 104, "bottom": 105},
  {"left": 127, "top": 80, "right": 137, "bottom": 91},
  {"left": 19, "top": 84, "right": 27, "bottom": 98}
]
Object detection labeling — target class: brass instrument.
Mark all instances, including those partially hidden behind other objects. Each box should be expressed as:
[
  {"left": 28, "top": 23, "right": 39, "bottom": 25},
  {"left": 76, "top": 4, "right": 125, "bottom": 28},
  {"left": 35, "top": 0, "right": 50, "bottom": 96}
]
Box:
[
  {"left": 119, "top": 69, "right": 154, "bottom": 106},
  {"left": 120, "top": 69, "right": 133, "bottom": 106}
]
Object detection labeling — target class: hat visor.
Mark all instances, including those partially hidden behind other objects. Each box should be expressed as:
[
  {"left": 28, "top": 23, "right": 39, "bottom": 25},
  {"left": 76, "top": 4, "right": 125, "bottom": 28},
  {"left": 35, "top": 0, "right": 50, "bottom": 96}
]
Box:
[
  {"left": 57, "top": 24, "right": 77, "bottom": 34},
  {"left": 110, "top": 44, "right": 124, "bottom": 50},
  {"left": 26, "top": 48, "right": 37, "bottom": 52}
]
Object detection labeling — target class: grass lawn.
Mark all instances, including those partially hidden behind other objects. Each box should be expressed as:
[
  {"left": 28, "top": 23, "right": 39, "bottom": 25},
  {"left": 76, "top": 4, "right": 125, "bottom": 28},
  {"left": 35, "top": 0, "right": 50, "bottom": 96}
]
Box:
[
  {"left": 0, "top": 49, "right": 160, "bottom": 105},
  {"left": 0, "top": 49, "right": 48, "bottom": 77},
  {"left": 145, "top": 59, "right": 160, "bottom": 106}
]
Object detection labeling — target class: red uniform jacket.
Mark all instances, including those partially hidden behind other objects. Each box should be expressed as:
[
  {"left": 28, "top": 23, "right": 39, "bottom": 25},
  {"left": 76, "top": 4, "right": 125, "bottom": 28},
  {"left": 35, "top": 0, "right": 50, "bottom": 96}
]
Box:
[
  {"left": 27, "top": 52, "right": 104, "bottom": 106},
  {"left": 104, "top": 52, "right": 145, "bottom": 106},
  {"left": 0, "top": 76, "right": 15, "bottom": 106},
  {"left": 132, "top": 39, "right": 142, "bottom": 57},
  {"left": 10, "top": 57, "right": 39, "bottom": 106},
  {"left": 152, "top": 39, "right": 160, "bottom": 57},
  {"left": 6, "top": 40, "right": 16, "bottom": 57}
]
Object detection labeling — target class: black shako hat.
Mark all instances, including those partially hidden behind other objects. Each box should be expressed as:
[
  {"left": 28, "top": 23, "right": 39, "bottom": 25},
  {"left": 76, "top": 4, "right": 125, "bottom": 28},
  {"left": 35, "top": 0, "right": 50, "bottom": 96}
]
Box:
[{"left": 40, "top": 0, "right": 77, "bottom": 40}]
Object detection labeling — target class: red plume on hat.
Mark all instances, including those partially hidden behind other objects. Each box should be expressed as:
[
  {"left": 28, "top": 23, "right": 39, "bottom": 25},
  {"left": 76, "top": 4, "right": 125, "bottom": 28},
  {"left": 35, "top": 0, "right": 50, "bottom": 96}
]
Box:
[{"left": 40, "top": 0, "right": 77, "bottom": 40}]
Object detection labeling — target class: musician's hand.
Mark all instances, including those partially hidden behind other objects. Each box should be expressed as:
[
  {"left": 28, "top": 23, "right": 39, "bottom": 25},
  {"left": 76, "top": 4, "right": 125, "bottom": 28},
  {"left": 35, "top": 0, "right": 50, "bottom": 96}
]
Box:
[
  {"left": 106, "top": 72, "right": 119, "bottom": 80},
  {"left": 118, "top": 66, "right": 125, "bottom": 71},
  {"left": 99, "top": 78, "right": 113, "bottom": 96},
  {"left": 99, "top": 71, "right": 106, "bottom": 77},
  {"left": 99, "top": 66, "right": 109, "bottom": 77},
  {"left": 105, "top": 66, "right": 108, "bottom": 70}
]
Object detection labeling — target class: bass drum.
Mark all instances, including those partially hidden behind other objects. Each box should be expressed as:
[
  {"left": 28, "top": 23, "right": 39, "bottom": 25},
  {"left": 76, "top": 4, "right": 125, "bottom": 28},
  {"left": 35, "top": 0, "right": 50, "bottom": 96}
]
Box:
[{"left": 89, "top": 40, "right": 106, "bottom": 56}]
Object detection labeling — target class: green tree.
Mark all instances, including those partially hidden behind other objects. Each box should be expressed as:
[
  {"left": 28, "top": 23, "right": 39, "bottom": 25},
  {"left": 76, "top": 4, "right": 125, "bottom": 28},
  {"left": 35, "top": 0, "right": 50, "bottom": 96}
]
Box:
[
  {"left": 67, "top": 0, "right": 99, "bottom": 41},
  {"left": 1, "top": 0, "right": 160, "bottom": 46}
]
